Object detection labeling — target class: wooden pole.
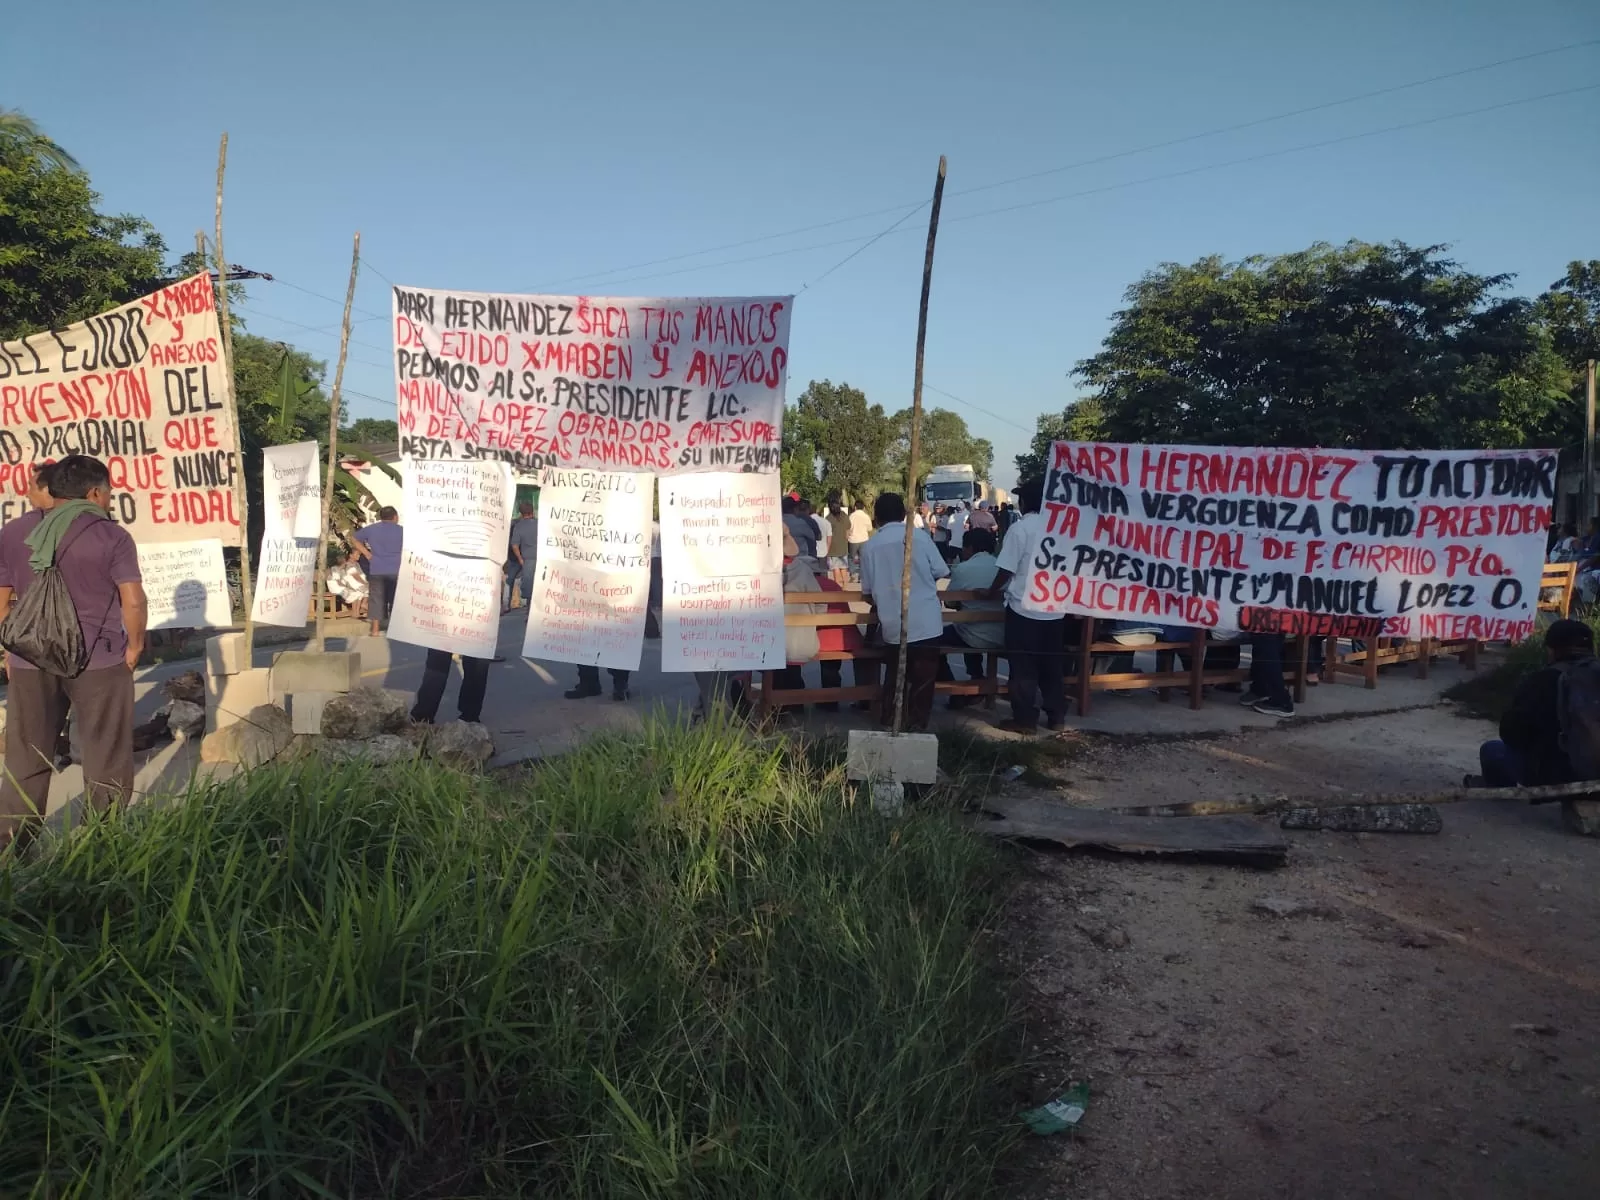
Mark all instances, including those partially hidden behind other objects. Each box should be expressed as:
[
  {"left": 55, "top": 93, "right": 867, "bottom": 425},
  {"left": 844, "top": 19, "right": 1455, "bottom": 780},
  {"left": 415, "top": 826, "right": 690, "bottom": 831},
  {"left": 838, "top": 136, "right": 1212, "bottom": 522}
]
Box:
[
  {"left": 213, "top": 133, "right": 254, "bottom": 661},
  {"left": 892, "top": 156, "right": 948, "bottom": 736},
  {"left": 1587, "top": 359, "right": 1598, "bottom": 525},
  {"left": 315, "top": 233, "right": 361, "bottom": 651}
]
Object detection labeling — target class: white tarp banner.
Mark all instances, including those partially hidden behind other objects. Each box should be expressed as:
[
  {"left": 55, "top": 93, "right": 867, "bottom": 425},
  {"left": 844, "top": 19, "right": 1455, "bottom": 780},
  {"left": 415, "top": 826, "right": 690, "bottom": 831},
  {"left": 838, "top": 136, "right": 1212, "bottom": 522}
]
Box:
[
  {"left": 401, "top": 457, "right": 515, "bottom": 561},
  {"left": 1023, "top": 441, "right": 1557, "bottom": 642},
  {"left": 137, "top": 539, "right": 232, "bottom": 630},
  {"left": 387, "top": 548, "right": 503, "bottom": 659},
  {"left": 0, "top": 275, "right": 242, "bottom": 543},
  {"left": 390, "top": 288, "right": 789, "bottom": 477},
  {"left": 659, "top": 472, "right": 784, "bottom": 672},
  {"left": 251, "top": 536, "right": 317, "bottom": 628},
  {"left": 521, "top": 468, "right": 653, "bottom": 671},
  {"left": 262, "top": 441, "right": 322, "bottom": 540}
]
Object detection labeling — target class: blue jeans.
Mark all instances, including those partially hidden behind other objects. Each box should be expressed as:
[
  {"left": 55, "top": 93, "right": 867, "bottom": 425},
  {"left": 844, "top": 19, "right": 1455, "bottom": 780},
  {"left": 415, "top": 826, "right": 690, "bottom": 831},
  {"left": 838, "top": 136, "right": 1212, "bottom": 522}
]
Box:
[{"left": 1478, "top": 739, "right": 1526, "bottom": 787}]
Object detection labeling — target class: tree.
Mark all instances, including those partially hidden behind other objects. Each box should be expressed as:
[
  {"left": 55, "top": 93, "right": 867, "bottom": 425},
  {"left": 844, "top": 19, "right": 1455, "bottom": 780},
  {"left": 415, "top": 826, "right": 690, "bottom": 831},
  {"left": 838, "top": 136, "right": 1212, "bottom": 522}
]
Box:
[
  {"left": 1014, "top": 400, "right": 1105, "bottom": 482},
  {"left": 888, "top": 407, "right": 993, "bottom": 490},
  {"left": 0, "top": 112, "right": 164, "bottom": 340},
  {"left": 790, "top": 380, "right": 895, "bottom": 502},
  {"left": 1536, "top": 260, "right": 1600, "bottom": 373},
  {"left": 341, "top": 418, "right": 400, "bottom": 446},
  {"left": 1075, "top": 241, "right": 1572, "bottom": 451}
]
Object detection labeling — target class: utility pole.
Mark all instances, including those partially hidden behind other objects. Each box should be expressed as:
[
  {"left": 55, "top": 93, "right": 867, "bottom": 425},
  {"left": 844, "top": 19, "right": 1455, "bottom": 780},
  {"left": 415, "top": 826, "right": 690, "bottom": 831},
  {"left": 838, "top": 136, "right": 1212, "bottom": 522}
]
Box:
[
  {"left": 1588, "top": 359, "right": 1598, "bottom": 525},
  {"left": 892, "top": 156, "right": 948, "bottom": 736}
]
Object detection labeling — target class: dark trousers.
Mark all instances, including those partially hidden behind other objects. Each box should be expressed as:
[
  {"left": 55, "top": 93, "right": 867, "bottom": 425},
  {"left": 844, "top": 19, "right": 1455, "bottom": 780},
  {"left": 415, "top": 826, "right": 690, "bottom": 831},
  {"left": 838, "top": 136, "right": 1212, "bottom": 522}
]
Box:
[
  {"left": 369, "top": 574, "right": 398, "bottom": 628},
  {"left": 644, "top": 558, "right": 664, "bottom": 638},
  {"left": 936, "top": 627, "right": 987, "bottom": 682},
  {"left": 1479, "top": 739, "right": 1526, "bottom": 787},
  {"left": 411, "top": 648, "right": 490, "bottom": 724},
  {"left": 577, "top": 665, "right": 630, "bottom": 696},
  {"left": 878, "top": 637, "right": 942, "bottom": 730},
  {"left": 1248, "top": 634, "right": 1292, "bottom": 706},
  {"left": 1006, "top": 608, "right": 1067, "bottom": 726},
  {"left": 1, "top": 664, "right": 134, "bottom": 844}
]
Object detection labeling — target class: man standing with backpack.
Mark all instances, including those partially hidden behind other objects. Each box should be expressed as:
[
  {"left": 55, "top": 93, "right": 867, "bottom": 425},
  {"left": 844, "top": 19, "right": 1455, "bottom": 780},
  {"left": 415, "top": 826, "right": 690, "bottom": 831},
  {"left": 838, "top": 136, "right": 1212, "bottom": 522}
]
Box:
[{"left": 0, "top": 455, "right": 147, "bottom": 848}]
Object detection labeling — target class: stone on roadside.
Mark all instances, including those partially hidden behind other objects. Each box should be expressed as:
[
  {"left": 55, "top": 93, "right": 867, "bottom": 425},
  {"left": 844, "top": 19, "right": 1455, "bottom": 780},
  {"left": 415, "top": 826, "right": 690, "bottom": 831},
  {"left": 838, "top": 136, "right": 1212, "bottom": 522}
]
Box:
[
  {"left": 319, "top": 734, "right": 417, "bottom": 765},
  {"left": 1561, "top": 799, "right": 1600, "bottom": 837},
  {"left": 166, "top": 699, "right": 205, "bottom": 739},
  {"left": 320, "top": 686, "right": 410, "bottom": 740},
  {"left": 1251, "top": 894, "right": 1338, "bottom": 920},
  {"left": 163, "top": 669, "right": 206, "bottom": 705},
  {"left": 425, "top": 720, "right": 495, "bottom": 770},
  {"left": 1076, "top": 920, "right": 1131, "bottom": 950},
  {"left": 199, "top": 704, "right": 294, "bottom": 766}
]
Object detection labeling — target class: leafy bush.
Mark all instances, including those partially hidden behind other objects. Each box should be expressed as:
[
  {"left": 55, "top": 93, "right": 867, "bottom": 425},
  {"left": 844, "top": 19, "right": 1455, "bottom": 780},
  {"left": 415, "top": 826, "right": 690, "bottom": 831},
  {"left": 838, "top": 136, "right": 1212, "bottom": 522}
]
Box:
[{"left": 0, "top": 717, "right": 1020, "bottom": 1198}]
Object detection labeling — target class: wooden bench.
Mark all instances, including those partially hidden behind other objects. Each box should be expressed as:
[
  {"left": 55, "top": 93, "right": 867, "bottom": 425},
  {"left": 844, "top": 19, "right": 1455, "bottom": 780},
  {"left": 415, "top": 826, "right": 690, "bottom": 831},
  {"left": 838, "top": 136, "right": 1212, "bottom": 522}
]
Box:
[
  {"left": 1540, "top": 561, "right": 1578, "bottom": 619},
  {"left": 1323, "top": 635, "right": 1479, "bottom": 689},
  {"left": 758, "top": 587, "right": 1002, "bottom": 716}
]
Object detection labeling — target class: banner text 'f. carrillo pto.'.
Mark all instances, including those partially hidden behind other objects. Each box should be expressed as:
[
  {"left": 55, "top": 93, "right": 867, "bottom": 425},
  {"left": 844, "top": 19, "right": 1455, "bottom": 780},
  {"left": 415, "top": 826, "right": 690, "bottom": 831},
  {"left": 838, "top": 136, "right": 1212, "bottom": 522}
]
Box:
[
  {"left": 0, "top": 274, "right": 241, "bottom": 543},
  {"left": 1019, "top": 441, "right": 1556, "bottom": 643}
]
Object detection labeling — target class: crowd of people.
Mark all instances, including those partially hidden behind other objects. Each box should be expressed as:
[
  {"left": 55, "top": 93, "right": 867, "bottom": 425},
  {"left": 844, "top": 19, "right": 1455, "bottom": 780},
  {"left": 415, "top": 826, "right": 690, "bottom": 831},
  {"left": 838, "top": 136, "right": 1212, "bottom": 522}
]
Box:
[{"left": 5, "top": 454, "right": 1593, "bottom": 850}]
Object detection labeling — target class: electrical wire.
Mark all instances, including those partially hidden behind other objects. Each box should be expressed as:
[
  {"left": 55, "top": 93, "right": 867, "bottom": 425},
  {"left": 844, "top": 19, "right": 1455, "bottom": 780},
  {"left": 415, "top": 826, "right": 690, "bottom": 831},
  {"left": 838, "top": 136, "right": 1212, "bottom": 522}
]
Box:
[{"left": 921, "top": 385, "right": 1036, "bottom": 433}]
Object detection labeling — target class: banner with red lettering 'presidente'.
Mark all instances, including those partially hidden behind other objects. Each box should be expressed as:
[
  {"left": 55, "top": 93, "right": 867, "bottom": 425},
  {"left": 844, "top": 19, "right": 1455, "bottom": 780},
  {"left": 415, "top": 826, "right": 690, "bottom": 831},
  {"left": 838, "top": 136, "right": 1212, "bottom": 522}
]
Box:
[
  {"left": 390, "top": 288, "right": 789, "bottom": 477},
  {"left": 0, "top": 274, "right": 241, "bottom": 543},
  {"left": 1019, "top": 442, "right": 1557, "bottom": 642}
]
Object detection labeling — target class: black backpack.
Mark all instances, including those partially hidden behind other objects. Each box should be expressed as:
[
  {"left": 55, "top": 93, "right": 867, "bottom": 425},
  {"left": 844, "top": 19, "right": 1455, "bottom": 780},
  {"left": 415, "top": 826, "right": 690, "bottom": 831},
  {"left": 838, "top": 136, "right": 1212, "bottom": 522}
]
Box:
[
  {"left": 1556, "top": 654, "right": 1600, "bottom": 781},
  {"left": 0, "top": 515, "right": 103, "bottom": 677}
]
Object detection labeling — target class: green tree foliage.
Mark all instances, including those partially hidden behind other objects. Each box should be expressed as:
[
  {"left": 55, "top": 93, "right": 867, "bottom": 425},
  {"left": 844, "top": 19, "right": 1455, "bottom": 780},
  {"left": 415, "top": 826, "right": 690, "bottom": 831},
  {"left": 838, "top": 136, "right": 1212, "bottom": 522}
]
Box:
[
  {"left": 0, "top": 112, "right": 165, "bottom": 340},
  {"left": 1074, "top": 241, "right": 1572, "bottom": 451},
  {"left": 889, "top": 407, "right": 993, "bottom": 490},
  {"left": 1536, "top": 260, "right": 1600, "bottom": 373},
  {"left": 341, "top": 418, "right": 400, "bottom": 447},
  {"left": 1014, "top": 400, "right": 1105, "bottom": 482},
  {"left": 787, "top": 380, "right": 895, "bottom": 502}
]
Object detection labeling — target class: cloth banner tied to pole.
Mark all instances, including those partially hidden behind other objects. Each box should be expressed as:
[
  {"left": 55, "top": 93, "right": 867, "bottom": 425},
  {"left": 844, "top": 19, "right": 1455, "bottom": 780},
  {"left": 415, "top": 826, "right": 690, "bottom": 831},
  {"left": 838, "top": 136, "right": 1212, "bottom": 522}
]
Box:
[
  {"left": 253, "top": 442, "right": 322, "bottom": 628},
  {"left": 389, "top": 289, "right": 790, "bottom": 477},
  {"left": 1021, "top": 441, "right": 1557, "bottom": 641}
]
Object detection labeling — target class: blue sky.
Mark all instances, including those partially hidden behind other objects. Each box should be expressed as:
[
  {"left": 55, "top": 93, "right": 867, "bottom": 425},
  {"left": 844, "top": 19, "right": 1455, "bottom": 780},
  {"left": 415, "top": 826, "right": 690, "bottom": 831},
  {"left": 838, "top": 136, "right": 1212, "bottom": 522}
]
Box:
[{"left": 6, "top": 0, "right": 1598, "bottom": 486}]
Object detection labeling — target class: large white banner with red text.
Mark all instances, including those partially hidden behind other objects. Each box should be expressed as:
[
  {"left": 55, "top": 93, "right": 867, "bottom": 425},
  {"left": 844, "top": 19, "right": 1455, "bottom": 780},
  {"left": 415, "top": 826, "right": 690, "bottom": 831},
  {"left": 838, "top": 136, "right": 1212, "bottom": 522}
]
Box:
[
  {"left": 1019, "top": 442, "right": 1556, "bottom": 642},
  {"left": 390, "top": 288, "right": 789, "bottom": 477},
  {"left": 0, "top": 274, "right": 241, "bottom": 543}
]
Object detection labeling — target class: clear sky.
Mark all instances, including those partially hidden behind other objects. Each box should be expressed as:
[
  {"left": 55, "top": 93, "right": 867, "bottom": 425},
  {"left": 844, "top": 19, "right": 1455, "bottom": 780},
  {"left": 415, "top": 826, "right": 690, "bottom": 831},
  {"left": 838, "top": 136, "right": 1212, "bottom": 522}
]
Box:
[{"left": 6, "top": 0, "right": 1598, "bottom": 486}]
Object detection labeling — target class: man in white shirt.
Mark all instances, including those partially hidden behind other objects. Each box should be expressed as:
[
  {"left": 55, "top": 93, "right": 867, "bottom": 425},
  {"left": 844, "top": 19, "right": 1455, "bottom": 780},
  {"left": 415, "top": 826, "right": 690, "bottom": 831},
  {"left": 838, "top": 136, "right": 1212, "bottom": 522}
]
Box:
[
  {"left": 846, "top": 501, "right": 873, "bottom": 579},
  {"left": 938, "top": 527, "right": 1003, "bottom": 706},
  {"left": 946, "top": 503, "right": 968, "bottom": 561},
  {"left": 804, "top": 499, "right": 830, "bottom": 550},
  {"left": 859, "top": 492, "right": 949, "bottom": 730},
  {"left": 986, "top": 478, "right": 1068, "bottom": 734}
]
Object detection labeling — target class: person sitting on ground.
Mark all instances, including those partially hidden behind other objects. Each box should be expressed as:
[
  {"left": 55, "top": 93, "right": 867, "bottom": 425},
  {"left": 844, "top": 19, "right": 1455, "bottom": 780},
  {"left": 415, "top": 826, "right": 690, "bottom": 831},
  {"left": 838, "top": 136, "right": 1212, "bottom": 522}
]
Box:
[
  {"left": 938, "top": 527, "right": 1003, "bottom": 706},
  {"left": 859, "top": 492, "right": 949, "bottom": 731},
  {"left": 1473, "top": 618, "right": 1596, "bottom": 788},
  {"left": 1549, "top": 523, "right": 1579, "bottom": 562}
]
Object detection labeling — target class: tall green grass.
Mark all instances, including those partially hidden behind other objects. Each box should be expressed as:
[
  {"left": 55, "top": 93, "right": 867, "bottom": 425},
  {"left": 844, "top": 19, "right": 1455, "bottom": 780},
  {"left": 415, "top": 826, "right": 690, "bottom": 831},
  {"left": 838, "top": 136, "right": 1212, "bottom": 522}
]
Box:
[{"left": 0, "top": 716, "right": 1020, "bottom": 1198}]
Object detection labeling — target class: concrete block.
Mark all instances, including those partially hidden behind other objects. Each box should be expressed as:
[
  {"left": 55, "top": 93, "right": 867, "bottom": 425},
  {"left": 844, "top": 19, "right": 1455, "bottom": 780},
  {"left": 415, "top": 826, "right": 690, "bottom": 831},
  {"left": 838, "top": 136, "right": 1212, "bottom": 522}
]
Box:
[
  {"left": 846, "top": 729, "right": 939, "bottom": 785},
  {"left": 288, "top": 691, "right": 339, "bottom": 736},
  {"left": 270, "top": 650, "right": 362, "bottom": 702},
  {"left": 206, "top": 667, "right": 273, "bottom": 734},
  {"left": 205, "top": 632, "right": 250, "bottom": 677}
]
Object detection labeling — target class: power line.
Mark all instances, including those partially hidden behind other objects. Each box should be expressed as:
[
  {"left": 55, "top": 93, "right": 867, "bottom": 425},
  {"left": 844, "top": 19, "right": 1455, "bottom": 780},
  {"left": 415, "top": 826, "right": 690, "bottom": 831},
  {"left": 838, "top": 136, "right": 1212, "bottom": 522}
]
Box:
[
  {"left": 566, "top": 81, "right": 1600, "bottom": 292},
  {"left": 536, "top": 38, "right": 1600, "bottom": 291},
  {"left": 922, "top": 385, "right": 1036, "bottom": 433},
  {"left": 797, "top": 204, "right": 928, "bottom": 294}
]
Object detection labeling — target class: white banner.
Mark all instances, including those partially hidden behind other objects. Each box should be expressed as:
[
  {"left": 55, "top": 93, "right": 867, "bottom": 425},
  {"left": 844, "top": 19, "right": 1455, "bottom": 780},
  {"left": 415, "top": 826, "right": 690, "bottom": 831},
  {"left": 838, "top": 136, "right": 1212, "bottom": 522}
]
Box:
[
  {"left": 251, "top": 536, "right": 317, "bottom": 628},
  {"left": 1022, "top": 442, "right": 1557, "bottom": 642},
  {"left": 390, "top": 288, "right": 789, "bottom": 477},
  {"left": 262, "top": 442, "right": 321, "bottom": 539},
  {"left": 659, "top": 472, "right": 784, "bottom": 672},
  {"left": 387, "top": 548, "right": 502, "bottom": 659},
  {"left": 521, "top": 467, "right": 653, "bottom": 670},
  {"left": 402, "top": 457, "right": 515, "bottom": 561},
  {"left": 0, "top": 275, "right": 242, "bottom": 543},
  {"left": 137, "top": 539, "right": 231, "bottom": 630}
]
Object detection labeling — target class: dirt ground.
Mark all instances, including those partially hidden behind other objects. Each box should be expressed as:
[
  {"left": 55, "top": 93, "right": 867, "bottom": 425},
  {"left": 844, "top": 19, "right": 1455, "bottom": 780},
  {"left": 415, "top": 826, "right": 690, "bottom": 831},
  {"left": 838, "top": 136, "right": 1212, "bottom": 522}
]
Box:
[{"left": 1001, "top": 700, "right": 1600, "bottom": 1200}]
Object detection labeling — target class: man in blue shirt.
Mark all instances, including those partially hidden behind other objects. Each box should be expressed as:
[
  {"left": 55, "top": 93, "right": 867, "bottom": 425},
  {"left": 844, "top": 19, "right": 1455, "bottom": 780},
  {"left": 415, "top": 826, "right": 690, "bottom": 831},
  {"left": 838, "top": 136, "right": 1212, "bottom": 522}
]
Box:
[{"left": 352, "top": 506, "right": 404, "bottom": 636}]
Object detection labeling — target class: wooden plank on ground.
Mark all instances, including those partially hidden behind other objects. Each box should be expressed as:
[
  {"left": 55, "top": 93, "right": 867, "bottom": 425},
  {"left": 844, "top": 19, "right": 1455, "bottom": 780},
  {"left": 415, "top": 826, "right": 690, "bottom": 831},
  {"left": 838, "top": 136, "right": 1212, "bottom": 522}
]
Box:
[{"left": 974, "top": 796, "right": 1288, "bottom": 867}]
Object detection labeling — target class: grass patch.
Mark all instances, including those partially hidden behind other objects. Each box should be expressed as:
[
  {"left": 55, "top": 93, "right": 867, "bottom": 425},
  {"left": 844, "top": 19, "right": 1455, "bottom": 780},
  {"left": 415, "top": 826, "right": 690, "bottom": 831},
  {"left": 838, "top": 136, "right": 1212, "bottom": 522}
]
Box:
[
  {"left": 0, "top": 716, "right": 1021, "bottom": 1197},
  {"left": 936, "top": 725, "right": 1090, "bottom": 790},
  {"left": 1443, "top": 610, "right": 1600, "bottom": 720}
]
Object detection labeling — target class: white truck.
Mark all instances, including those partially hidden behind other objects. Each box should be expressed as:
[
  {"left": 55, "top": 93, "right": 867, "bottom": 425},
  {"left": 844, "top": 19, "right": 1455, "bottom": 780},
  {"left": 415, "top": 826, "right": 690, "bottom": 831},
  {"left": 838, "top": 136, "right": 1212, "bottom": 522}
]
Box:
[{"left": 922, "top": 464, "right": 1005, "bottom": 508}]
